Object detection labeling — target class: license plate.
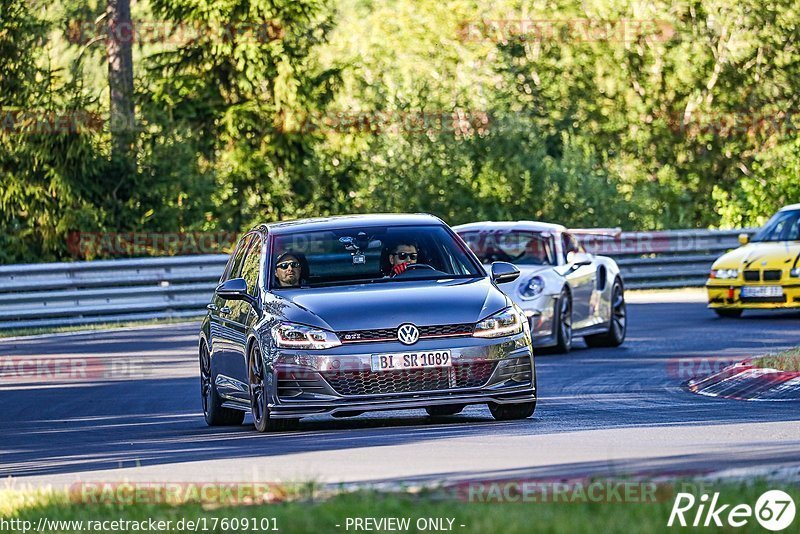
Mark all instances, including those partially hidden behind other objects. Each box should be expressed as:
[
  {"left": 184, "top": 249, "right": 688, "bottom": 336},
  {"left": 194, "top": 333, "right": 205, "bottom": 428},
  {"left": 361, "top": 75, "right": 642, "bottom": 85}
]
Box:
[
  {"left": 741, "top": 285, "right": 784, "bottom": 298},
  {"left": 370, "top": 350, "right": 452, "bottom": 372}
]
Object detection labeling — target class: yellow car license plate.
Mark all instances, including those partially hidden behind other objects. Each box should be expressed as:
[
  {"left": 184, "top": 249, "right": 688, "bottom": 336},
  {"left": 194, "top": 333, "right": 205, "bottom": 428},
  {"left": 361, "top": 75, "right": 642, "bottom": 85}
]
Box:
[{"left": 741, "top": 286, "right": 784, "bottom": 298}]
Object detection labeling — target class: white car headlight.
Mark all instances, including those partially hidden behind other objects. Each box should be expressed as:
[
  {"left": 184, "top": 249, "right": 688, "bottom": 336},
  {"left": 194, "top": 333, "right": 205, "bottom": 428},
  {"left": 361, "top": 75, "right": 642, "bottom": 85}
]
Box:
[
  {"left": 473, "top": 307, "right": 524, "bottom": 338},
  {"left": 791, "top": 268, "right": 800, "bottom": 278},
  {"left": 519, "top": 276, "right": 545, "bottom": 299},
  {"left": 273, "top": 322, "right": 342, "bottom": 349},
  {"left": 710, "top": 268, "right": 739, "bottom": 280}
]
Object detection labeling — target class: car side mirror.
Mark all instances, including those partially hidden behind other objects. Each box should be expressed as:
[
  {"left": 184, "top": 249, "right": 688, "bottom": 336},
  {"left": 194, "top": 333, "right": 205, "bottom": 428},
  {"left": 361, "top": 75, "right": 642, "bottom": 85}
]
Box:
[
  {"left": 567, "top": 251, "right": 593, "bottom": 267},
  {"left": 215, "top": 278, "right": 259, "bottom": 313},
  {"left": 738, "top": 233, "right": 749, "bottom": 246},
  {"left": 491, "top": 261, "right": 520, "bottom": 284}
]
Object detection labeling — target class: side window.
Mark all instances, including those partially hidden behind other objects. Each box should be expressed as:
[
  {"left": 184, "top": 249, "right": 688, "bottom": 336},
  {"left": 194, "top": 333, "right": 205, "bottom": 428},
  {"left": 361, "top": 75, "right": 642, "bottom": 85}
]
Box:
[
  {"left": 241, "top": 237, "right": 262, "bottom": 297},
  {"left": 562, "top": 233, "right": 580, "bottom": 263},
  {"left": 223, "top": 234, "right": 253, "bottom": 282}
]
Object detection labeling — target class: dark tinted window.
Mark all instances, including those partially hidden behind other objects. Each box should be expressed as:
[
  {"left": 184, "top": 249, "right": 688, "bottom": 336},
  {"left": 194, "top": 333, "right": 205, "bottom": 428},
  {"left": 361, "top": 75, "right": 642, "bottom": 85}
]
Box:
[
  {"left": 241, "top": 237, "right": 262, "bottom": 296},
  {"left": 270, "top": 225, "right": 482, "bottom": 288},
  {"left": 223, "top": 234, "right": 253, "bottom": 281}
]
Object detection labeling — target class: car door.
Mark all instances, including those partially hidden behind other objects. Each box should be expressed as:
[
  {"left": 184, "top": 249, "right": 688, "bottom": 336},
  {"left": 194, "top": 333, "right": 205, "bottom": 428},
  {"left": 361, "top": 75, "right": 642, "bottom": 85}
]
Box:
[
  {"left": 212, "top": 234, "right": 252, "bottom": 402},
  {"left": 561, "top": 233, "right": 595, "bottom": 329},
  {"left": 227, "top": 234, "right": 263, "bottom": 393}
]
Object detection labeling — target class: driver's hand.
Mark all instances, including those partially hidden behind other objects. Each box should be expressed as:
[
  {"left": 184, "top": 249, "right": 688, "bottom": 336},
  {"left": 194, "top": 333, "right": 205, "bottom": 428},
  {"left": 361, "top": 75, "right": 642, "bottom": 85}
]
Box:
[{"left": 391, "top": 262, "right": 408, "bottom": 276}]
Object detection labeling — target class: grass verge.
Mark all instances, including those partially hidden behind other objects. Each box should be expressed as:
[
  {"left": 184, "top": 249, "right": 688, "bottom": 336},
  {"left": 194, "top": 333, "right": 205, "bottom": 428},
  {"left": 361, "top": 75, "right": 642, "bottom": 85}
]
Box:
[
  {"left": 1, "top": 481, "right": 797, "bottom": 533},
  {"left": 753, "top": 347, "right": 800, "bottom": 372}
]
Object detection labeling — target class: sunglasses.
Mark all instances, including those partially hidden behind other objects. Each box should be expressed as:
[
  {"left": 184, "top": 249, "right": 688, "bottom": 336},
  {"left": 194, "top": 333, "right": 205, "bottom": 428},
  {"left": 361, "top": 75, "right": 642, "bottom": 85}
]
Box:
[
  {"left": 276, "top": 260, "right": 301, "bottom": 270},
  {"left": 391, "top": 252, "right": 418, "bottom": 261}
]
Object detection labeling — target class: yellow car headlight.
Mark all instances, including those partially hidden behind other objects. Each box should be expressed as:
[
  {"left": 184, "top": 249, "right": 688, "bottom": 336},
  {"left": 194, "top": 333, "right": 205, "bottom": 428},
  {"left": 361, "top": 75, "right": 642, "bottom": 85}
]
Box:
[
  {"left": 710, "top": 268, "right": 739, "bottom": 280},
  {"left": 790, "top": 268, "right": 800, "bottom": 278}
]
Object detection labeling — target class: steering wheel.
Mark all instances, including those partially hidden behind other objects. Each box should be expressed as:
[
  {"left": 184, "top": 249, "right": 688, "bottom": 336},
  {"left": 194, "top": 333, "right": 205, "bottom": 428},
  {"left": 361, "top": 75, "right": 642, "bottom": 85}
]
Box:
[{"left": 393, "top": 263, "right": 437, "bottom": 277}]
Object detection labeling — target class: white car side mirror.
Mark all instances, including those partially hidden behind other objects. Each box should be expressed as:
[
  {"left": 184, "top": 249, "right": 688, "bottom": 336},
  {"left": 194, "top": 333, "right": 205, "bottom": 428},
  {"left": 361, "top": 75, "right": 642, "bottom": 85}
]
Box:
[{"left": 567, "top": 251, "right": 593, "bottom": 267}]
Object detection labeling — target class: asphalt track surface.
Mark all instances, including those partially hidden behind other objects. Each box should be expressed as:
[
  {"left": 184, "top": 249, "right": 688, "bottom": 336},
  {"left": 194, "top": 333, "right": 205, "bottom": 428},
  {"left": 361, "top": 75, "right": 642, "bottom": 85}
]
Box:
[{"left": 2, "top": 297, "right": 799, "bottom": 488}]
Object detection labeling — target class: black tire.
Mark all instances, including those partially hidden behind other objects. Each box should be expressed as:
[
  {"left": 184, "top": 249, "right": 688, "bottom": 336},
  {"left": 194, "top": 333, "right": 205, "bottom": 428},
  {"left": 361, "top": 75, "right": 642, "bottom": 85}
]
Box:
[
  {"left": 248, "top": 343, "right": 299, "bottom": 432},
  {"left": 489, "top": 401, "right": 536, "bottom": 421},
  {"left": 554, "top": 289, "right": 573, "bottom": 353},
  {"left": 426, "top": 404, "right": 465, "bottom": 417},
  {"left": 714, "top": 308, "right": 743, "bottom": 318},
  {"left": 200, "top": 342, "right": 245, "bottom": 426},
  {"left": 585, "top": 279, "right": 627, "bottom": 348}
]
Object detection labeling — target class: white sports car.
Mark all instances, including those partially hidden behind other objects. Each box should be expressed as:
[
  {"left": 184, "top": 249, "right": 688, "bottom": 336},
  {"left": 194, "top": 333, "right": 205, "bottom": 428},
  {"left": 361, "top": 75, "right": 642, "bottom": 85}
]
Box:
[{"left": 454, "top": 221, "right": 626, "bottom": 352}]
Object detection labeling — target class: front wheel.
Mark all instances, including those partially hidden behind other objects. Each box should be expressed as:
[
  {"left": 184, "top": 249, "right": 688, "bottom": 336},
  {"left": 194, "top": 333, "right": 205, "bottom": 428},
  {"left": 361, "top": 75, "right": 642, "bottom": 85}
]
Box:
[
  {"left": 489, "top": 401, "right": 536, "bottom": 421},
  {"left": 554, "top": 290, "right": 573, "bottom": 353},
  {"left": 249, "top": 344, "right": 298, "bottom": 432},
  {"left": 714, "top": 308, "right": 743, "bottom": 318},
  {"left": 585, "top": 279, "right": 627, "bottom": 347},
  {"left": 200, "top": 342, "right": 245, "bottom": 426}
]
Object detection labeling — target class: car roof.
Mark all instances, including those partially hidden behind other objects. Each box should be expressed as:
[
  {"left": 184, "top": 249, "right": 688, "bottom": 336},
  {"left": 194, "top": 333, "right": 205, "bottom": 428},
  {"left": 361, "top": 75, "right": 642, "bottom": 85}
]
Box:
[
  {"left": 256, "top": 213, "right": 445, "bottom": 235},
  {"left": 780, "top": 203, "right": 800, "bottom": 212},
  {"left": 453, "top": 220, "right": 566, "bottom": 234}
]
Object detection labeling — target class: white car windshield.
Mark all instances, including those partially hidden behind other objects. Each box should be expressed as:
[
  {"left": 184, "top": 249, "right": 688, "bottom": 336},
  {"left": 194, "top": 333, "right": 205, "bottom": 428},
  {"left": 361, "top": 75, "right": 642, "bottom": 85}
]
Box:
[{"left": 458, "top": 230, "right": 557, "bottom": 265}]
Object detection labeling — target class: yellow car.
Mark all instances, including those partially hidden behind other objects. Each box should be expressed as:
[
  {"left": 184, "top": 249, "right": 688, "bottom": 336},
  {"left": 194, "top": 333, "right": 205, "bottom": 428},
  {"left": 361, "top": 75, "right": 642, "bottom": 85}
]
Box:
[{"left": 707, "top": 204, "right": 800, "bottom": 317}]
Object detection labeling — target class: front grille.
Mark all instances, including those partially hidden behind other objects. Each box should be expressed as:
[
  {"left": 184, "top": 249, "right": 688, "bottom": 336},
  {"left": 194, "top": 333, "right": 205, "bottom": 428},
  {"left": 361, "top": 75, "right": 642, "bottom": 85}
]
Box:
[
  {"left": 338, "top": 323, "right": 475, "bottom": 344},
  {"left": 763, "top": 270, "right": 782, "bottom": 281},
  {"left": 743, "top": 270, "right": 760, "bottom": 282},
  {"left": 321, "top": 361, "right": 496, "bottom": 396}
]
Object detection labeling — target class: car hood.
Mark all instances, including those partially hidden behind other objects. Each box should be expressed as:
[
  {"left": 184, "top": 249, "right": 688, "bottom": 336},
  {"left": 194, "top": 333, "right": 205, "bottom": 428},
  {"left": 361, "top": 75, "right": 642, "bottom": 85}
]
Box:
[
  {"left": 713, "top": 242, "right": 800, "bottom": 270},
  {"left": 273, "top": 277, "right": 508, "bottom": 331}
]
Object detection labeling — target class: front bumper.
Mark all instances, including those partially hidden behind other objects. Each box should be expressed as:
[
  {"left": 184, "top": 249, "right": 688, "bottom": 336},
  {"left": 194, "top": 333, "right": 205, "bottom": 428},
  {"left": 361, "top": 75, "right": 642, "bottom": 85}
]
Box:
[
  {"left": 268, "top": 333, "right": 535, "bottom": 419},
  {"left": 706, "top": 282, "right": 800, "bottom": 309}
]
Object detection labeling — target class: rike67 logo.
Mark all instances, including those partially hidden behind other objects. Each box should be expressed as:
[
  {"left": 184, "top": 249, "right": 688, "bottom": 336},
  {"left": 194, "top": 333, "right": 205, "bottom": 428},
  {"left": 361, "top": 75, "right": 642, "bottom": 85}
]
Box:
[{"left": 668, "top": 490, "right": 796, "bottom": 531}]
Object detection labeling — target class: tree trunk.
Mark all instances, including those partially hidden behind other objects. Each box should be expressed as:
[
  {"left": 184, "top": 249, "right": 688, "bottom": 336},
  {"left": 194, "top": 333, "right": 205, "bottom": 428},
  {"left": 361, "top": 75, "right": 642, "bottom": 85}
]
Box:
[{"left": 106, "top": 0, "right": 135, "bottom": 193}]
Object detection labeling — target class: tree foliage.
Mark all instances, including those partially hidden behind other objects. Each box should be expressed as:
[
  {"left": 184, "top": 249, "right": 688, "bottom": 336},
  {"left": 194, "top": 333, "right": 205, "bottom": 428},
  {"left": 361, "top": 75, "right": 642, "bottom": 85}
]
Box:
[{"left": 1, "top": 0, "right": 799, "bottom": 262}]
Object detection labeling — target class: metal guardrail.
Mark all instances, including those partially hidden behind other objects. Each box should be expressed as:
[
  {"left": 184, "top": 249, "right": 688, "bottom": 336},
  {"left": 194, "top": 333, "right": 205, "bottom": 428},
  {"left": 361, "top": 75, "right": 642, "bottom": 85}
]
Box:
[
  {"left": 0, "top": 229, "right": 753, "bottom": 330},
  {"left": 580, "top": 229, "right": 753, "bottom": 290}
]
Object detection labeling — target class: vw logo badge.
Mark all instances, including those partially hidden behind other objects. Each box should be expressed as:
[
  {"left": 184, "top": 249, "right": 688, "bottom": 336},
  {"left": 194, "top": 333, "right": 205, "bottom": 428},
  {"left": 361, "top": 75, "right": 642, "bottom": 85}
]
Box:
[{"left": 397, "top": 323, "right": 420, "bottom": 345}]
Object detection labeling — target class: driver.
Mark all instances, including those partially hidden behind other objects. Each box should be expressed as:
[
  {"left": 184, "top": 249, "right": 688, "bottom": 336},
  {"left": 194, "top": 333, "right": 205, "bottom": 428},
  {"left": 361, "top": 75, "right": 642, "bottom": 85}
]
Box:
[
  {"left": 274, "top": 251, "right": 307, "bottom": 288},
  {"left": 387, "top": 241, "right": 418, "bottom": 277}
]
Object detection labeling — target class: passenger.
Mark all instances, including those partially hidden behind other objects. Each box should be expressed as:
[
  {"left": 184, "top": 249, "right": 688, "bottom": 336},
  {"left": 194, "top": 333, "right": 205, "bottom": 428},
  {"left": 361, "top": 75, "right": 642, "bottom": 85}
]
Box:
[
  {"left": 274, "top": 251, "right": 307, "bottom": 288},
  {"left": 386, "top": 241, "right": 419, "bottom": 277}
]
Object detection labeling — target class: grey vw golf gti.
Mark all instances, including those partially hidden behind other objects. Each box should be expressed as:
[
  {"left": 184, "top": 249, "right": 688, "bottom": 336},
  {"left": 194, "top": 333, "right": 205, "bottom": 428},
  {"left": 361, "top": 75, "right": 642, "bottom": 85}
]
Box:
[{"left": 199, "top": 214, "right": 536, "bottom": 432}]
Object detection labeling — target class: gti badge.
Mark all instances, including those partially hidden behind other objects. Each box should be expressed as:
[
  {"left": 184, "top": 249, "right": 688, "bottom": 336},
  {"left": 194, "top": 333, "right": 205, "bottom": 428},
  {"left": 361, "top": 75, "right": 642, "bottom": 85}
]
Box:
[{"left": 397, "top": 323, "right": 420, "bottom": 345}]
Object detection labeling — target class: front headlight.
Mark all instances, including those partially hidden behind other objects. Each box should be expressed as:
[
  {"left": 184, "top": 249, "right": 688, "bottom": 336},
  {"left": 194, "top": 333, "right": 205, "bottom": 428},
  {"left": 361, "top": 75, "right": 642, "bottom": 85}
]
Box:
[
  {"left": 791, "top": 268, "right": 800, "bottom": 278},
  {"left": 710, "top": 268, "right": 739, "bottom": 279},
  {"left": 519, "top": 276, "right": 545, "bottom": 299},
  {"left": 272, "top": 322, "right": 342, "bottom": 349},
  {"left": 473, "top": 307, "right": 524, "bottom": 338}
]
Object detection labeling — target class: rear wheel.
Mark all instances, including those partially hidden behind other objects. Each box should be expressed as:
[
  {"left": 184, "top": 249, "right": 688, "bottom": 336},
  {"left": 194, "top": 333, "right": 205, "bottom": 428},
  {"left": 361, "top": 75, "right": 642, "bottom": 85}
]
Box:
[
  {"left": 249, "top": 343, "right": 298, "bottom": 432},
  {"left": 489, "top": 401, "right": 536, "bottom": 421},
  {"left": 585, "top": 279, "right": 627, "bottom": 347},
  {"left": 714, "top": 308, "right": 743, "bottom": 318},
  {"left": 554, "top": 290, "right": 573, "bottom": 353},
  {"left": 426, "top": 405, "right": 465, "bottom": 417},
  {"left": 200, "top": 342, "right": 245, "bottom": 426}
]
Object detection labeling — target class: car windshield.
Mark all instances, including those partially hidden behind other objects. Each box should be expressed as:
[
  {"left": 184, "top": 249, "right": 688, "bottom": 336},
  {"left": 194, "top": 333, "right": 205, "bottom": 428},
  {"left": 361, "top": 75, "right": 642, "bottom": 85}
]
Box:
[
  {"left": 457, "top": 230, "right": 556, "bottom": 266},
  {"left": 270, "top": 224, "right": 483, "bottom": 288},
  {"left": 751, "top": 210, "right": 800, "bottom": 242}
]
